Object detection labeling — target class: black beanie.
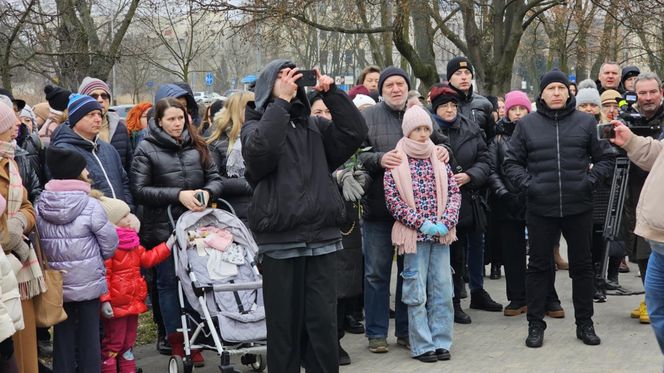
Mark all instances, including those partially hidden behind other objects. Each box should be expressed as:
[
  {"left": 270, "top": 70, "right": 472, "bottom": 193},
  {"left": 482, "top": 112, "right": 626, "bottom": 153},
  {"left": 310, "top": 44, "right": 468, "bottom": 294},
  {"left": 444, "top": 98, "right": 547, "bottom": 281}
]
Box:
[
  {"left": 539, "top": 69, "right": 569, "bottom": 94},
  {"left": 446, "top": 56, "right": 474, "bottom": 81},
  {"left": 44, "top": 85, "right": 72, "bottom": 112},
  {"left": 209, "top": 99, "right": 224, "bottom": 121},
  {"left": 46, "top": 146, "right": 87, "bottom": 180},
  {"left": 621, "top": 66, "right": 640, "bottom": 85},
  {"left": 377, "top": 67, "right": 411, "bottom": 96}
]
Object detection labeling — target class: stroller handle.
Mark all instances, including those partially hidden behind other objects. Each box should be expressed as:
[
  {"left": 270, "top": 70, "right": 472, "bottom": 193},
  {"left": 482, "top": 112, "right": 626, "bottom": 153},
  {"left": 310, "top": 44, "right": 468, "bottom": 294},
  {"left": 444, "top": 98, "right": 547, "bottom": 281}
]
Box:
[
  {"left": 166, "top": 198, "right": 237, "bottom": 230},
  {"left": 213, "top": 281, "right": 263, "bottom": 292}
]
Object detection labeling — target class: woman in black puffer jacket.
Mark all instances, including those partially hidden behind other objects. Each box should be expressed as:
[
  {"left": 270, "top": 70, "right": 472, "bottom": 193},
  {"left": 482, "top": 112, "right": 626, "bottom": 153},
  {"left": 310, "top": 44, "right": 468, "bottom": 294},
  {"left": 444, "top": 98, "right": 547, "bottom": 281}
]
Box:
[
  {"left": 207, "top": 92, "right": 254, "bottom": 222},
  {"left": 429, "top": 84, "right": 498, "bottom": 324},
  {"left": 130, "top": 98, "right": 222, "bottom": 366}
]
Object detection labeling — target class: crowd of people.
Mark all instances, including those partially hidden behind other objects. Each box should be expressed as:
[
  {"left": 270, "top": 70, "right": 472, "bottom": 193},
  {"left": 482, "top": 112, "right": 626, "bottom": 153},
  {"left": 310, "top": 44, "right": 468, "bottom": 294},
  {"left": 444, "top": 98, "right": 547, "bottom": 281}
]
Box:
[{"left": 0, "top": 55, "right": 661, "bottom": 373}]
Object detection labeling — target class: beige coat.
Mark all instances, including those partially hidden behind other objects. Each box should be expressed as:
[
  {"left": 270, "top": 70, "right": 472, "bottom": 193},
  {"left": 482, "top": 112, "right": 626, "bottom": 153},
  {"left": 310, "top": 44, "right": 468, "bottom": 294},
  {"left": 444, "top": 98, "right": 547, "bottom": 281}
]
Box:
[{"left": 623, "top": 134, "right": 664, "bottom": 243}]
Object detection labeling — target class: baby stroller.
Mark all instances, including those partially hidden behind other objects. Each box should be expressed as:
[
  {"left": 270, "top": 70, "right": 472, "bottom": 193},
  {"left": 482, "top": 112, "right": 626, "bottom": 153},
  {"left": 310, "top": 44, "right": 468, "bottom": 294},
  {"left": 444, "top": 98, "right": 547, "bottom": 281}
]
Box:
[{"left": 167, "top": 202, "right": 266, "bottom": 373}]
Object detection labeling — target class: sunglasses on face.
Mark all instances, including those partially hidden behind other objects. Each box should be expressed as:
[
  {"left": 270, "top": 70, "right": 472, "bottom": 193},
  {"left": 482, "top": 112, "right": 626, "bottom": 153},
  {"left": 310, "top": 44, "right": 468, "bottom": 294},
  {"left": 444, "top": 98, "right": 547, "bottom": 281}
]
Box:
[{"left": 90, "top": 93, "right": 110, "bottom": 100}]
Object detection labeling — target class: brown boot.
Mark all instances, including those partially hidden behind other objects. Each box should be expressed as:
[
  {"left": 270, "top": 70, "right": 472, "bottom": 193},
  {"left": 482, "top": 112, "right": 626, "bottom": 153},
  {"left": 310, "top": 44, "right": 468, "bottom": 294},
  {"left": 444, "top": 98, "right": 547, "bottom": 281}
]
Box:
[{"left": 554, "top": 245, "right": 569, "bottom": 270}]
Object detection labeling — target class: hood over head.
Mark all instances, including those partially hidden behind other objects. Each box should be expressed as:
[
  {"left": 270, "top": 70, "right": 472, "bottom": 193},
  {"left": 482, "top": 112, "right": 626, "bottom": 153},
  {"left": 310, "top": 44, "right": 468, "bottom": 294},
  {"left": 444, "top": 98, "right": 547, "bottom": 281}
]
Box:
[{"left": 253, "top": 59, "right": 310, "bottom": 115}]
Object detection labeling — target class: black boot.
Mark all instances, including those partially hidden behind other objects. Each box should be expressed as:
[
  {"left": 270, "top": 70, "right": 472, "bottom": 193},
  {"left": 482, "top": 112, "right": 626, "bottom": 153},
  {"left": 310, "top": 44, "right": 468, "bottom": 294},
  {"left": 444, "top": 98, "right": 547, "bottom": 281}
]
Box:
[
  {"left": 156, "top": 333, "right": 171, "bottom": 355},
  {"left": 490, "top": 264, "right": 501, "bottom": 280},
  {"left": 470, "top": 289, "right": 503, "bottom": 312},
  {"left": 593, "top": 262, "right": 606, "bottom": 303},
  {"left": 338, "top": 342, "right": 351, "bottom": 365},
  {"left": 454, "top": 274, "right": 467, "bottom": 299},
  {"left": 453, "top": 299, "right": 471, "bottom": 324},
  {"left": 525, "top": 321, "right": 546, "bottom": 348},
  {"left": 344, "top": 314, "right": 365, "bottom": 334},
  {"left": 576, "top": 323, "right": 601, "bottom": 345}
]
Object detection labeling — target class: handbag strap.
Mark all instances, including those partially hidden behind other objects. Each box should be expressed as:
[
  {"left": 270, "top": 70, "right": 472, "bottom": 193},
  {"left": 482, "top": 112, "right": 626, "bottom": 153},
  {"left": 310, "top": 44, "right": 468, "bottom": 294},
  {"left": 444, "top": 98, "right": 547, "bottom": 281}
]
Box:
[{"left": 31, "top": 229, "right": 50, "bottom": 270}]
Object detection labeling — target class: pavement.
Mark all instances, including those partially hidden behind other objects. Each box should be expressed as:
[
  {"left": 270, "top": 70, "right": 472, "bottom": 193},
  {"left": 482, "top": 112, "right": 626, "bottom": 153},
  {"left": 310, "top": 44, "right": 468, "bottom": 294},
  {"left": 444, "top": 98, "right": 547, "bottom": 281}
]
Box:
[{"left": 135, "top": 245, "right": 663, "bottom": 373}]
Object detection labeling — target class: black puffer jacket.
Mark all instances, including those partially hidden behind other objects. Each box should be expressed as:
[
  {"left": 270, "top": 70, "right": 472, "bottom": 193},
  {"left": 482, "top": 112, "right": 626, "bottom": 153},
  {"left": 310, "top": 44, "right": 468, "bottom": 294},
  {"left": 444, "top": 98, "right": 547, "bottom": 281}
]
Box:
[
  {"left": 358, "top": 102, "right": 449, "bottom": 221},
  {"left": 241, "top": 61, "right": 367, "bottom": 245},
  {"left": 504, "top": 96, "right": 615, "bottom": 218},
  {"left": 15, "top": 146, "right": 42, "bottom": 203},
  {"left": 452, "top": 85, "right": 496, "bottom": 141},
  {"left": 487, "top": 118, "right": 524, "bottom": 221},
  {"left": 106, "top": 111, "right": 133, "bottom": 173},
  {"left": 209, "top": 135, "right": 252, "bottom": 222},
  {"left": 17, "top": 131, "right": 45, "bottom": 186},
  {"left": 435, "top": 113, "right": 491, "bottom": 228},
  {"left": 131, "top": 120, "right": 223, "bottom": 248}
]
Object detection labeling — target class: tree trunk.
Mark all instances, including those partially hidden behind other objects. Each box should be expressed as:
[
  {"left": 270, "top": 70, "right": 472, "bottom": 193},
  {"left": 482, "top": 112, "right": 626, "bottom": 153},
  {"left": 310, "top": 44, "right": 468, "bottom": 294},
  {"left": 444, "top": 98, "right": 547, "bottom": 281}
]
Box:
[{"left": 590, "top": 7, "right": 616, "bottom": 79}]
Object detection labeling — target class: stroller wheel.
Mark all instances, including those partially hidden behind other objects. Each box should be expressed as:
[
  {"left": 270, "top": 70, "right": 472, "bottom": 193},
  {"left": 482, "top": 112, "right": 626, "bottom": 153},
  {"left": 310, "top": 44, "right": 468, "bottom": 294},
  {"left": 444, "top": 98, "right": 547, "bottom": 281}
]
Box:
[
  {"left": 251, "top": 354, "right": 266, "bottom": 372},
  {"left": 168, "top": 356, "right": 184, "bottom": 373}
]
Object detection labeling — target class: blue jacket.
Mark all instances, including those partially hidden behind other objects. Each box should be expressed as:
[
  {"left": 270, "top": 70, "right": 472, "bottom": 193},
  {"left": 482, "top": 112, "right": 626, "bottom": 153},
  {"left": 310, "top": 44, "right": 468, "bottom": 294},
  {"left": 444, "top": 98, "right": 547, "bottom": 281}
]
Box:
[
  {"left": 36, "top": 180, "right": 118, "bottom": 302},
  {"left": 50, "top": 124, "right": 134, "bottom": 208}
]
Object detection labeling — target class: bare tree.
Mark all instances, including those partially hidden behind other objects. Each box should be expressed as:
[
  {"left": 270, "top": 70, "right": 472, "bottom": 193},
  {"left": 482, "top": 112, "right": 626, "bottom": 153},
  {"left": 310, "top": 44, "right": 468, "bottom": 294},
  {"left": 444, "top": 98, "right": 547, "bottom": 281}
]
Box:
[
  {"left": 136, "top": 0, "right": 219, "bottom": 84},
  {"left": 0, "top": 0, "right": 37, "bottom": 89}
]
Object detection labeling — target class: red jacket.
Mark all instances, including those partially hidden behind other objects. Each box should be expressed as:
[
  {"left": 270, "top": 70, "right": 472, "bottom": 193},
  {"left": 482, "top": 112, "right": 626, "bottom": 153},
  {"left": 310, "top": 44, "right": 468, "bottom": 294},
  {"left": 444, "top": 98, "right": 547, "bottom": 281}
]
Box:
[{"left": 101, "top": 227, "right": 170, "bottom": 318}]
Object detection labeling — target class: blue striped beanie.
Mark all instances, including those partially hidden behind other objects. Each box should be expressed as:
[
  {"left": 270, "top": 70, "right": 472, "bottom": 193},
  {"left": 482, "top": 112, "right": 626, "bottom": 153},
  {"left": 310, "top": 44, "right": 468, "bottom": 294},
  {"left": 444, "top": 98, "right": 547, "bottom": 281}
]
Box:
[{"left": 67, "top": 93, "right": 102, "bottom": 127}]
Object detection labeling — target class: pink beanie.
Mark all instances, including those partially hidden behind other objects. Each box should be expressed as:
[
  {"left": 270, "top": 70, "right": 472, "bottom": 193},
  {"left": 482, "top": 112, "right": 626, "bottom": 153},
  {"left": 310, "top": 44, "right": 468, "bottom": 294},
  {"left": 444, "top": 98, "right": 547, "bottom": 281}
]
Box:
[
  {"left": 78, "top": 76, "right": 111, "bottom": 97},
  {"left": 504, "top": 91, "right": 531, "bottom": 114},
  {"left": 402, "top": 105, "right": 433, "bottom": 136},
  {"left": 0, "top": 101, "right": 16, "bottom": 134}
]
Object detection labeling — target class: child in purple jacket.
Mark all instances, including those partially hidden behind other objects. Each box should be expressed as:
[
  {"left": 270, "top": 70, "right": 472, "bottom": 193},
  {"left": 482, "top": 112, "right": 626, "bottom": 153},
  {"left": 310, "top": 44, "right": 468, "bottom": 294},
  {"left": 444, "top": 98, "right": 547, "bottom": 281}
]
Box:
[
  {"left": 35, "top": 146, "right": 118, "bottom": 373},
  {"left": 384, "top": 105, "right": 461, "bottom": 363}
]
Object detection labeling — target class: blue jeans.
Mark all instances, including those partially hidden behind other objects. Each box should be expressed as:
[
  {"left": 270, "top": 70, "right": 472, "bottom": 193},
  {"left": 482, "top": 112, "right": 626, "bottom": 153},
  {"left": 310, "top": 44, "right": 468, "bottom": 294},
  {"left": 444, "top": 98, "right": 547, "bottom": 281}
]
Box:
[
  {"left": 402, "top": 242, "right": 454, "bottom": 356},
  {"left": 363, "top": 220, "right": 408, "bottom": 339},
  {"left": 646, "top": 241, "right": 664, "bottom": 354},
  {"left": 156, "top": 255, "right": 180, "bottom": 334}
]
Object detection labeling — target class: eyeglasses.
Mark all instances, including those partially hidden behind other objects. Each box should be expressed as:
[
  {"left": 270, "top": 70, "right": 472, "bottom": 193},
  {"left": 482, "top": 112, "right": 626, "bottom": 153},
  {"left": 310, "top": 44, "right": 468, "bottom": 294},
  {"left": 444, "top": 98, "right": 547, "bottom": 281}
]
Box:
[{"left": 90, "top": 93, "right": 110, "bottom": 100}]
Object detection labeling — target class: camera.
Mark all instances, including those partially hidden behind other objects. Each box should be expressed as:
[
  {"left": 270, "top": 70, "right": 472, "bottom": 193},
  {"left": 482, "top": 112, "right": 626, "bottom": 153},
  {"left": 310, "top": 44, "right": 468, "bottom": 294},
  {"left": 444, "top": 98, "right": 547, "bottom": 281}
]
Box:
[{"left": 616, "top": 91, "right": 660, "bottom": 136}]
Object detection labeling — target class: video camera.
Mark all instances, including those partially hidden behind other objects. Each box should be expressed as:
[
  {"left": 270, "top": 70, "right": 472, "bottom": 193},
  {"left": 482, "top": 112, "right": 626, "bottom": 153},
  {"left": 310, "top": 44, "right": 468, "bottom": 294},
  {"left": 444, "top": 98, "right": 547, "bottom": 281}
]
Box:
[{"left": 617, "top": 91, "right": 660, "bottom": 136}]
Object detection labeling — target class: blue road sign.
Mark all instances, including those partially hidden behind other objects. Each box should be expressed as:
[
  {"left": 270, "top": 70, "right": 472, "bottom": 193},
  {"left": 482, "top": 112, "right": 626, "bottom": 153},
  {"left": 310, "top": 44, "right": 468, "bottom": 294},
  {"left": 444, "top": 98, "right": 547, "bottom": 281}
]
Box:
[
  {"left": 146, "top": 80, "right": 154, "bottom": 88},
  {"left": 205, "top": 73, "right": 214, "bottom": 86},
  {"left": 569, "top": 74, "right": 576, "bottom": 83}
]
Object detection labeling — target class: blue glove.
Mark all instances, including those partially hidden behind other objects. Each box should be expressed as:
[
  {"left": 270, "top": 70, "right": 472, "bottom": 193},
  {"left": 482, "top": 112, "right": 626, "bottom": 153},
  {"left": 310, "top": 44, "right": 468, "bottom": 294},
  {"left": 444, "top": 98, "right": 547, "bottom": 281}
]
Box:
[
  {"left": 419, "top": 220, "right": 438, "bottom": 236},
  {"left": 436, "top": 223, "right": 449, "bottom": 236}
]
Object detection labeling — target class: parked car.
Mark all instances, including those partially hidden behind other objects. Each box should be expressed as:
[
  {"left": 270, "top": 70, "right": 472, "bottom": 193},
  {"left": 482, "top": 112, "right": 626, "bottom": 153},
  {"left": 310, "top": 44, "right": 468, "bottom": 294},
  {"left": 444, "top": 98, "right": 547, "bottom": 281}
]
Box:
[
  {"left": 193, "top": 91, "right": 206, "bottom": 103},
  {"left": 202, "top": 93, "right": 227, "bottom": 105},
  {"left": 109, "top": 104, "right": 134, "bottom": 119}
]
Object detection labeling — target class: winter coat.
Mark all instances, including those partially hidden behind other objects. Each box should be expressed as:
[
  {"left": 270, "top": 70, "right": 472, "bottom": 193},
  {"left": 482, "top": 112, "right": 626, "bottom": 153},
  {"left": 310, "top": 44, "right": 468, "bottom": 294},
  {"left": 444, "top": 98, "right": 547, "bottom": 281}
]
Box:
[
  {"left": 209, "top": 136, "right": 253, "bottom": 222},
  {"left": 452, "top": 85, "right": 496, "bottom": 141},
  {"left": 17, "top": 132, "right": 45, "bottom": 186},
  {"left": 154, "top": 83, "right": 201, "bottom": 126},
  {"left": 15, "top": 147, "right": 43, "bottom": 203},
  {"left": 51, "top": 124, "right": 134, "bottom": 208},
  {"left": 35, "top": 180, "right": 118, "bottom": 302},
  {"left": 487, "top": 118, "right": 525, "bottom": 221},
  {"left": 0, "top": 250, "right": 23, "bottom": 343},
  {"left": 100, "top": 228, "right": 170, "bottom": 318},
  {"left": 623, "top": 134, "right": 664, "bottom": 243},
  {"left": 106, "top": 111, "right": 133, "bottom": 173},
  {"left": 504, "top": 97, "right": 616, "bottom": 218},
  {"left": 241, "top": 69, "right": 367, "bottom": 246},
  {"left": 0, "top": 158, "right": 36, "bottom": 232},
  {"left": 131, "top": 120, "right": 223, "bottom": 249},
  {"left": 436, "top": 113, "right": 491, "bottom": 228},
  {"left": 358, "top": 102, "right": 449, "bottom": 221}
]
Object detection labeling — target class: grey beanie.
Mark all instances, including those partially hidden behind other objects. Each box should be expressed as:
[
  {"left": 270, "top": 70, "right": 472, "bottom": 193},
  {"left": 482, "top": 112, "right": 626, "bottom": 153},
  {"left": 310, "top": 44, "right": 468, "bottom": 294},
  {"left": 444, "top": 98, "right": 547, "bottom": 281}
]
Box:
[{"left": 575, "top": 87, "right": 601, "bottom": 108}]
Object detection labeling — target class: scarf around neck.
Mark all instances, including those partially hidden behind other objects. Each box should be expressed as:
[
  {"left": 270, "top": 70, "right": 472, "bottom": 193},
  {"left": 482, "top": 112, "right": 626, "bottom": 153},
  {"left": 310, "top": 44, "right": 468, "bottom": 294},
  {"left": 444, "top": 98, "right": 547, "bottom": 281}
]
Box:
[
  {"left": 391, "top": 137, "right": 457, "bottom": 254},
  {"left": 0, "top": 141, "right": 23, "bottom": 218},
  {"left": 117, "top": 226, "right": 140, "bottom": 250}
]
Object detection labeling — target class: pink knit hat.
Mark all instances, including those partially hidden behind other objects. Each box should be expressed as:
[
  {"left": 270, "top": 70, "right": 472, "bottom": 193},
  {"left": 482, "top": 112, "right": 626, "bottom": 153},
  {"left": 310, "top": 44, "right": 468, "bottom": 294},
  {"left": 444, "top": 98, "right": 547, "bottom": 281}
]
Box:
[
  {"left": 0, "top": 101, "right": 17, "bottom": 134},
  {"left": 402, "top": 105, "right": 433, "bottom": 136},
  {"left": 504, "top": 91, "right": 531, "bottom": 114}
]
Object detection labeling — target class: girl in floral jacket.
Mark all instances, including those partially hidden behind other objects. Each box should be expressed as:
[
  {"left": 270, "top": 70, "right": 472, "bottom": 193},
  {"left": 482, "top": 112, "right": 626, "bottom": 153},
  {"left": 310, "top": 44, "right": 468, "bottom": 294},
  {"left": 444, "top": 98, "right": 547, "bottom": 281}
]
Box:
[{"left": 384, "top": 105, "right": 461, "bottom": 363}]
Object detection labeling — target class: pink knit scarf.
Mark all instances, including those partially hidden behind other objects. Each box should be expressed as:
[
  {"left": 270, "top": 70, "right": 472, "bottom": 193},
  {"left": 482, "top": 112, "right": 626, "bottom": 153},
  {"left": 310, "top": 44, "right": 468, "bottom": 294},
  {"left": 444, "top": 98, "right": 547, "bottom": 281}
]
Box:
[
  {"left": 391, "top": 137, "right": 457, "bottom": 254},
  {"left": 117, "top": 227, "right": 140, "bottom": 250}
]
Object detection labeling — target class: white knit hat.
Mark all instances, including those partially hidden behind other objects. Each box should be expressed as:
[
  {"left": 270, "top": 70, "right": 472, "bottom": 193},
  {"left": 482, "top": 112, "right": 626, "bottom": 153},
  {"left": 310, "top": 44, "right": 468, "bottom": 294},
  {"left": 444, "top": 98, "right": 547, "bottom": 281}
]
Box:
[
  {"left": 352, "top": 94, "right": 376, "bottom": 109},
  {"left": 98, "top": 196, "right": 130, "bottom": 226}
]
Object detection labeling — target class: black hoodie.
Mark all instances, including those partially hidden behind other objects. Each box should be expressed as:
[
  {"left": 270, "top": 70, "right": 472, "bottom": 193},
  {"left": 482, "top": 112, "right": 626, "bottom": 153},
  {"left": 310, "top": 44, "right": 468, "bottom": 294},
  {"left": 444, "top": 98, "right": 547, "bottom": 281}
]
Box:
[
  {"left": 241, "top": 59, "right": 368, "bottom": 246},
  {"left": 504, "top": 95, "right": 616, "bottom": 218}
]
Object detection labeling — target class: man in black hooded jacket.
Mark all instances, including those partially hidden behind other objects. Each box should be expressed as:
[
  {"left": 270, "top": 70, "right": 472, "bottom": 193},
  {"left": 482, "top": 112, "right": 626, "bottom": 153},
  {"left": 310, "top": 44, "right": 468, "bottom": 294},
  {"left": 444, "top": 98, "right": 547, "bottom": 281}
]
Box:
[
  {"left": 241, "top": 59, "right": 367, "bottom": 372},
  {"left": 505, "top": 69, "right": 615, "bottom": 348}
]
